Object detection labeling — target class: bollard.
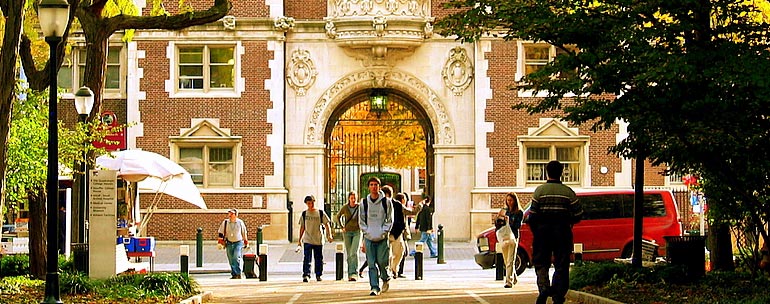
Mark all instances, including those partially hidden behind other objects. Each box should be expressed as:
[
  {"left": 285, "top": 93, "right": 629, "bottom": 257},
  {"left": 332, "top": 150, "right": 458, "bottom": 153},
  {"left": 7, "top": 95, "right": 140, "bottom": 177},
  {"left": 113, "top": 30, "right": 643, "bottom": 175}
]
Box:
[
  {"left": 180, "top": 245, "right": 189, "bottom": 274},
  {"left": 257, "top": 226, "right": 264, "bottom": 253},
  {"left": 574, "top": 243, "right": 584, "bottom": 264},
  {"left": 335, "top": 243, "right": 344, "bottom": 281},
  {"left": 259, "top": 244, "right": 268, "bottom": 281},
  {"left": 437, "top": 224, "right": 446, "bottom": 264},
  {"left": 414, "top": 242, "right": 424, "bottom": 280},
  {"left": 495, "top": 249, "right": 504, "bottom": 280},
  {"left": 196, "top": 227, "right": 203, "bottom": 267}
]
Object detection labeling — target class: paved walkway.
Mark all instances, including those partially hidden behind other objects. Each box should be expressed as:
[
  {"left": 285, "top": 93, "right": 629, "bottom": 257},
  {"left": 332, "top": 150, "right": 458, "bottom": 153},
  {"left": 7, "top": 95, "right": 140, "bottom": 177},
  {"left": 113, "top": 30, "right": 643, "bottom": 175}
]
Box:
[{"left": 147, "top": 240, "right": 594, "bottom": 303}]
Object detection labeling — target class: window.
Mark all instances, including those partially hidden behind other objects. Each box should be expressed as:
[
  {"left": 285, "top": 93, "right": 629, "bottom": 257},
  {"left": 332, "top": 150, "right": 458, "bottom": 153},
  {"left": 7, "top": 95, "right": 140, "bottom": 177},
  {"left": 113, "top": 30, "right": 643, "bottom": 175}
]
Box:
[
  {"left": 519, "top": 42, "right": 572, "bottom": 79},
  {"left": 178, "top": 146, "right": 234, "bottom": 187},
  {"left": 177, "top": 45, "right": 234, "bottom": 92},
  {"left": 525, "top": 145, "right": 582, "bottom": 184},
  {"left": 58, "top": 46, "right": 124, "bottom": 96},
  {"left": 518, "top": 119, "right": 589, "bottom": 187}
]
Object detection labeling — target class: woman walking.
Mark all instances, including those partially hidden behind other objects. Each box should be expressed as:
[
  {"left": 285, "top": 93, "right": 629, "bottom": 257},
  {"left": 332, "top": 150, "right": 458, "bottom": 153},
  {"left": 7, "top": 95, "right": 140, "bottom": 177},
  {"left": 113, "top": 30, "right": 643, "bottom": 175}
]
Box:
[
  {"left": 335, "top": 191, "right": 362, "bottom": 281},
  {"left": 497, "top": 192, "right": 523, "bottom": 288}
]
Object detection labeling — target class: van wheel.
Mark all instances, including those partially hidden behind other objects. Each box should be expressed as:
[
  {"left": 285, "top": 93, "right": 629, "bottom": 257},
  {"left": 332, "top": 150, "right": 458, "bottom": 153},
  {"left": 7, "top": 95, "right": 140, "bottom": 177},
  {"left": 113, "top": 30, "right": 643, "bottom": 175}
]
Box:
[
  {"left": 515, "top": 249, "right": 529, "bottom": 276},
  {"left": 621, "top": 244, "right": 633, "bottom": 258}
]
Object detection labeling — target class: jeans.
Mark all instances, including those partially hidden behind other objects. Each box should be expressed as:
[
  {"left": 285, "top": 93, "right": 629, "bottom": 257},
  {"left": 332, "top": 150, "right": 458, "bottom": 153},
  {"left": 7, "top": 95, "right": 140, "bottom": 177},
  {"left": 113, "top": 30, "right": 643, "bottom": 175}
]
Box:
[
  {"left": 302, "top": 243, "right": 324, "bottom": 277},
  {"left": 364, "top": 238, "right": 390, "bottom": 291},
  {"left": 225, "top": 240, "right": 244, "bottom": 276},
  {"left": 532, "top": 224, "right": 573, "bottom": 302},
  {"left": 343, "top": 231, "right": 361, "bottom": 277},
  {"left": 419, "top": 231, "right": 438, "bottom": 257}
]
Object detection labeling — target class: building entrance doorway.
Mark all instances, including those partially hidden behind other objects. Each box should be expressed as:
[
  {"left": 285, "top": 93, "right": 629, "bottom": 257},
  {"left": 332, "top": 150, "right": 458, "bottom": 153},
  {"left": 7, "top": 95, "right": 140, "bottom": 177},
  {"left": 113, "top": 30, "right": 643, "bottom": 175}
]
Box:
[{"left": 324, "top": 89, "right": 434, "bottom": 223}]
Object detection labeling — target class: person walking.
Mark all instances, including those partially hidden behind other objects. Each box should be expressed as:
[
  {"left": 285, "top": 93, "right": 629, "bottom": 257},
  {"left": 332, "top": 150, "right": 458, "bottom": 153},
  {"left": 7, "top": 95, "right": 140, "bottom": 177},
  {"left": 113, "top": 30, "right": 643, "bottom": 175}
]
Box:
[
  {"left": 334, "top": 191, "right": 362, "bottom": 281},
  {"left": 359, "top": 177, "right": 394, "bottom": 296},
  {"left": 414, "top": 196, "right": 438, "bottom": 258},
  {"left": 298, "top": 195, "right": 334, "bottom": 282},
  {"left": 497, "top": 192, "right": 524, "bottom": 288},
  {"left": 217, "top": 209, "right": 249, "bottom": 279},
  {"left": 528, "top": 161, "right": 583, "bottom": 304},
  {"left": 391, "top": 192, "right": 421, "bottom": 278}
]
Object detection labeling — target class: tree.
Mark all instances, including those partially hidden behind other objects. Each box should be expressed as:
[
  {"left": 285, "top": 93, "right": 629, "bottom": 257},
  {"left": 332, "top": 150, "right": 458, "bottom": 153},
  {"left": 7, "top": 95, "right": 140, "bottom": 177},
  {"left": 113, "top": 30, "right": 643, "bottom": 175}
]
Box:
[{"left": 436, "top": 0, "right": 770, "bottom": 270}]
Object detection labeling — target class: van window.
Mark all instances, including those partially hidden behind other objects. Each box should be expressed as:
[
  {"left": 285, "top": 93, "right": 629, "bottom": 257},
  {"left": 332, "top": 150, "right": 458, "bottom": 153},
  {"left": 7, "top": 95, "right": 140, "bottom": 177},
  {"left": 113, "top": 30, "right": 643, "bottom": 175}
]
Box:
[{"left": 580, "top": 193, "right": 667, "bottom": 220}]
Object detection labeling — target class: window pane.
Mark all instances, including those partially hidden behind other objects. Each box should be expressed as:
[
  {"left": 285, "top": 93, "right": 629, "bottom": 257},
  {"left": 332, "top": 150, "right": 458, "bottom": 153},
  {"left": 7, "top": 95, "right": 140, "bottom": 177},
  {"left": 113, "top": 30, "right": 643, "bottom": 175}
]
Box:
[
  {"left": 180, "top": 66, "right": 203, "bottom": 77},
  {"left": 562, "top": 163, "right": 580, "bottom": 183},
  {"left": 556, "top": 147, "right": 579, "bottom": 161},
  {"left": 527, "top": 163, "right": 547, "bottom": 182},
  {"left": 179, "top": 47, "right": 203, "bottom": 63},
  {"left": 107, "top": 47, "right": 121, "bottom": 64},
  {"left": 210, "top": 47, "right": 234, "bottom": 64},
  {"left": 179, "top": 148, "right": 203, "bottom": 185},
  {"left": 528, "top": 147, "right": 550, "bottom": 160},
  {"left": 209, "top": 148, "right": 233, "bottom": 186},
  {"left": 209, "top": 148, "right": 232, "bottom": 162},
  {"left": 58, "top": 66, "right": 72, "bottom": 91},
  {"left": 525, "top": 46, "right": 550, "bottom": 60},
  {"left": 210, "top": 65, "right": 234, "bottom": 88},
  {"left": 105, "top": 66, "right": 120, "bottom": 89}
]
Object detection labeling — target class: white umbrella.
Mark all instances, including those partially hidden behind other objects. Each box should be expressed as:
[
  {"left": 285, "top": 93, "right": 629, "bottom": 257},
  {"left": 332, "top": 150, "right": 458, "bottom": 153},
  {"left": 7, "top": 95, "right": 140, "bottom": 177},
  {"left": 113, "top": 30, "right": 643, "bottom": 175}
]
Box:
[{"left": 95, "top": 150, "right": 207, "bottom": 236}]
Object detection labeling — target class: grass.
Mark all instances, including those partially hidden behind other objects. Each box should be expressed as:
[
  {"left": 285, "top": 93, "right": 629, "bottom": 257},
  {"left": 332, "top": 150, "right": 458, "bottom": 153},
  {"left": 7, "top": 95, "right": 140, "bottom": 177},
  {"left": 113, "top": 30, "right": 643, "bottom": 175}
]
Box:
[{"left": 571, "top": 262, "right": 770, "bottom": 304}]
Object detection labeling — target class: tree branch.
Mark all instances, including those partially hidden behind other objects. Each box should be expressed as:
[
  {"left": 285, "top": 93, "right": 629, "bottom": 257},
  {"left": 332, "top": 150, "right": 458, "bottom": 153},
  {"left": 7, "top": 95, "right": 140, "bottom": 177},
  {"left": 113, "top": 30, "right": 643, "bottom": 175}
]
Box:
[{"left": 106, "top": 0, "right": 232, "bottom": 32}]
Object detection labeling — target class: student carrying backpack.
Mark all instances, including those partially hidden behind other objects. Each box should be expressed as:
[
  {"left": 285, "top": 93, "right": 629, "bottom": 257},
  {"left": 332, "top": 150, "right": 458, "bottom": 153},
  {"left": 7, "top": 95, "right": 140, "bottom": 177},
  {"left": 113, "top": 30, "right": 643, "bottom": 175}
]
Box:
[{"left": 297, "top": 195, "right": 333, "bottom": 282}]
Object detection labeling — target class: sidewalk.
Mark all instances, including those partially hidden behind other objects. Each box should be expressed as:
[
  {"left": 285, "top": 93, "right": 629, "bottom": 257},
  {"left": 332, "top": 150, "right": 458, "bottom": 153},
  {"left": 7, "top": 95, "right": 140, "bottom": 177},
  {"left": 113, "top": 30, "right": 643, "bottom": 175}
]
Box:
[{"left": 148, "top": 241, "right": 608, "bottom": 303}]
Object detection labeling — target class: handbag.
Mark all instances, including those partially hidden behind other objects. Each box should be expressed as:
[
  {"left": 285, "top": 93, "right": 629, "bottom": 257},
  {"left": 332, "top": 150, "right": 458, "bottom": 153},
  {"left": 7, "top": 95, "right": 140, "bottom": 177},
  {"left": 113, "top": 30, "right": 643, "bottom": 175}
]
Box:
[
  {"left": 218, "top": 220, "right": 227, "bottom": 246},
  {"left": 495, "top": 217, "right": 513, "bottom": 242}
]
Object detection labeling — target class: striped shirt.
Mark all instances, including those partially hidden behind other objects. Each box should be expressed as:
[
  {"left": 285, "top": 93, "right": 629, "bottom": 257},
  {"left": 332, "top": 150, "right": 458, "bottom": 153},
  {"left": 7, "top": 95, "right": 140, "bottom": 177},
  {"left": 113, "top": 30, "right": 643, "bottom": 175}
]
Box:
[{"left": 528, "top": 180, "right": 583, "bottom": 226}]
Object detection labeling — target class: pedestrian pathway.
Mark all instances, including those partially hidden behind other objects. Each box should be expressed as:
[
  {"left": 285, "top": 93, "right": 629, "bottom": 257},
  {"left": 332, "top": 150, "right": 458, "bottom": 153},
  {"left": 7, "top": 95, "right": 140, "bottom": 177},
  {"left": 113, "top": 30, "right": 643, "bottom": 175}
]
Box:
[{"left": 147, "top": 240, "right": 597, "bottom": 303}]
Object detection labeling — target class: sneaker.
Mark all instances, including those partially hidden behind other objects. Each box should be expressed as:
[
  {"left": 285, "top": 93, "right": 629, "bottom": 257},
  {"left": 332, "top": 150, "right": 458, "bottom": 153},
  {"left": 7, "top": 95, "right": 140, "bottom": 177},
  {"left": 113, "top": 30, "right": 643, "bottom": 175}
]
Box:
[
  {"left": 230, "top": 274, "right": 241, "bottom": 279},
  {"left": 316, "top": 276, "right": 322, "bottom": 281},
  {"left": 348, "top": 277, "right": 357, "bottom": 281},
  {"left": 369, "top": 289, "right": 380, "bottom": 296},
  {"left": 382, "top": 279, "right": 390, "bottom": 293},
  {"left": 430, "top": 255, "right": 438, "bottom": 258},
  {"left": 302, "top": 276, "right": 309, "bottom": 282},
  {"left": 397, "top": 274, "right": 406, "bottom": 278},
  {"left": 504, "top": 283, "right": 512, "bottom": 288},
  {"left": 358, "top": 271, "right": 364, "bottom": 278}
]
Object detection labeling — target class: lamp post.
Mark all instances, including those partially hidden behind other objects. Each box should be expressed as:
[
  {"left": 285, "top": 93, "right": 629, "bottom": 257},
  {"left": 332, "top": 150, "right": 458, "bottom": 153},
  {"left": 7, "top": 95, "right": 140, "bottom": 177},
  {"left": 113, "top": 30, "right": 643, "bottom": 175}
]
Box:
[
  {"left": 73, "top": 87, "right": 94, "bottom": 245},
  {"left": 39, "top": 0, "right": 70, "bottom": 302}
]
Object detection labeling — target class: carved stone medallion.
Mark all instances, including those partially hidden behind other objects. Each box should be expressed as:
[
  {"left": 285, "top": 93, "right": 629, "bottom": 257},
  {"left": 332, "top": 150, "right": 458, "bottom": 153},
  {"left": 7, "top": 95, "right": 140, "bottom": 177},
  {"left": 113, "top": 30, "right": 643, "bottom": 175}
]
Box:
[
  {"left": 441, "top": 47, "right": 474, "bottom": 96},
  {"left": 286, "top": 50, "right": 317, "bottom": 96}
]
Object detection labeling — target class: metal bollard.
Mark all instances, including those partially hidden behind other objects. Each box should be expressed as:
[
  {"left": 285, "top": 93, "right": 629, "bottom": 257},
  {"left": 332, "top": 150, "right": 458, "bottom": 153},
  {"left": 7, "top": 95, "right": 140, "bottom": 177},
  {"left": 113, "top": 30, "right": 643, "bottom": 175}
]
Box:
[
  {"left": 259, "top": 244, "right": 268, "bottom": 281},
  {"left": 574, "top": 243, "right": 584, "bottom": 264},
  {"left": 437, "top": 224, "right": 446, "bottom": 264},
  {"left": 257, "top": 226, "right": 264, "bottom": 253},
  {"left": 196, "top": 227, "right": 203, "bottom": 267},
  {"left": 414, "top": 242, "right": 424, "bottom": 280},
  {"left": 335, "top": 243, "right": 344, "bottom": 280},
  {"left": 180, "top": 245, "right": 189, "bottom": 274},
  {"left": 495, "top": 249, "right": 504, "bottom": 280}
]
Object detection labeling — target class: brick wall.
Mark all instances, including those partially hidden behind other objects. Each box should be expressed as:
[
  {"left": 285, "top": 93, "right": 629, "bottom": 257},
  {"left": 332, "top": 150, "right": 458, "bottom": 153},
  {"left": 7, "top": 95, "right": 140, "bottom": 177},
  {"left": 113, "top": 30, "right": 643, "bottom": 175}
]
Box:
[
  {"left": 141, "top": 0, "right": 269, "bottom": 18},
  {"left": 146, "top": 212, "right": 272, "bottom": 240},
  {"left": 286, "top": 0, "right": 326, "bottom": 20}
]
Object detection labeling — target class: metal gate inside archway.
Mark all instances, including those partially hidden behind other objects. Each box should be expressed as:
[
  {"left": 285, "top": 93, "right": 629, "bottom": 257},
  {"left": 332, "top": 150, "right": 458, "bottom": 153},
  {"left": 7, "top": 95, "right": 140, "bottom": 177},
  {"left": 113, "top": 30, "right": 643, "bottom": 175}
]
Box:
[{"left": 324, "top": 90, "right": 434, "bottom": 228}]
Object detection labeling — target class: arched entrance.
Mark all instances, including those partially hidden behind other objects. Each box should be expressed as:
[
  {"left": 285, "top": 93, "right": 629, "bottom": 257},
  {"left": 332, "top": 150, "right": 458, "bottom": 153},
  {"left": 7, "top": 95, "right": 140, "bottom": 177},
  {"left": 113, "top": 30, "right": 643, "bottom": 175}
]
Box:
[{"left": 323, "top": 89, "right": 434, "bottom": 219}]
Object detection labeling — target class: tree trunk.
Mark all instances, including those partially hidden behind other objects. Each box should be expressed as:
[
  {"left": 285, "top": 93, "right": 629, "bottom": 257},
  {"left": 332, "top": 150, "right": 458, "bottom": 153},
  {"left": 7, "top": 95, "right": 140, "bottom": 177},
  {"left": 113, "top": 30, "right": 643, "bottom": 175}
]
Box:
[
  {"left": 28, "top": 187, "right": 48, "bottom": 279},
  {"left": 0, "top": 0, "right": 26, "bottom": 236},
  {"left": 709, "top": 222, "right": 735, "bottom": 271}
]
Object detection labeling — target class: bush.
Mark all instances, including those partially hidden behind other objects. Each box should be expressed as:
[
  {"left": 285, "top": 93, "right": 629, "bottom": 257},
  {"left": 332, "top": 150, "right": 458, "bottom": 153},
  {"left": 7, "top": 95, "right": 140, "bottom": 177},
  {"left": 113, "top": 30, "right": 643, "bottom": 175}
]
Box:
[
  {"left": 0, "top": 254, "right": 29, "bottom": 277},
  {"left": 60, "top": 270, "right": 92, "bottom": 294},
  {"left": 0, "top": 276, "right": 41, "bottom": 294},
  {"left": 570, "top": 261, "right": 631, "bottom": 289}
]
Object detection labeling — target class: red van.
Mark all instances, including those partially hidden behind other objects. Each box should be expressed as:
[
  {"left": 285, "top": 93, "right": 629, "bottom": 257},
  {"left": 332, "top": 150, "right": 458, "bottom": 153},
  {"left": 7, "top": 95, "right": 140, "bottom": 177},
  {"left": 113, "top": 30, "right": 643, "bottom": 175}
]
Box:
[{"left": 474, "top": 189, "right": 683, "bottom": 275}]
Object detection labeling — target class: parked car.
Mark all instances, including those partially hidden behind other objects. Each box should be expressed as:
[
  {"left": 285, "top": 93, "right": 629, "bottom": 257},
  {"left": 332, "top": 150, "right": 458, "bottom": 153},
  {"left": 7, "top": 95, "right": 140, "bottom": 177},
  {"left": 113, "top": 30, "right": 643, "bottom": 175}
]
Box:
[{"left": 474, "top": 188, "right": 683, "bottom": 275}]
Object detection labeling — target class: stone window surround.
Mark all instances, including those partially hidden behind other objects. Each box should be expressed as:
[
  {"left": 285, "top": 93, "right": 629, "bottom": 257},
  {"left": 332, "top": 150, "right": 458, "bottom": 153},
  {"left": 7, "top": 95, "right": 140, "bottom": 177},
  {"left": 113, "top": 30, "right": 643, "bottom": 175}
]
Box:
[
  {"left": 165, "top": 41, "right": 245, "bottom": 98},
  {"left": 58, "top": 44, "right": 126, "bottom": 100}
]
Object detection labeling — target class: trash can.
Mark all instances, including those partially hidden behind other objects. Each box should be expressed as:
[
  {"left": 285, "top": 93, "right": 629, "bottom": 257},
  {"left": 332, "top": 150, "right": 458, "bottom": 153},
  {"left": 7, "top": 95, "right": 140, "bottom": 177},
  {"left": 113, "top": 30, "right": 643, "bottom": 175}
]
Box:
[
  {"left": 72, "top": 243, "right": 89, "bottom": 274},
  {"left": 664, "top": 236, "right": 706, "bottom": 278},
  {"left": 243, "top": 253, "right": 258, "bottom": 278}
]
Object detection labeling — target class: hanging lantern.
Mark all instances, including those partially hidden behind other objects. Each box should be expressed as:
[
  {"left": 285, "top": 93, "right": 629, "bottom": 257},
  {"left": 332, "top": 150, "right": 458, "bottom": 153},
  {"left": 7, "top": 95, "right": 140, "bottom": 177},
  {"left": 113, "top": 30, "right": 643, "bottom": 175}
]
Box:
[{"left": 369, "top": 89, "right": 388, "bottom": 114}]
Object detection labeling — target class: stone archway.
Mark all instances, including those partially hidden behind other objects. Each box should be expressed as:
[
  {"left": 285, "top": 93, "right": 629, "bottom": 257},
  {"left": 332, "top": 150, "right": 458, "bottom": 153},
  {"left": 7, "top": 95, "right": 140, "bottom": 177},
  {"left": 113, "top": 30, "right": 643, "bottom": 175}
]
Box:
[{"left": 304, "top": 68, "right": 455, "bottom": 146}]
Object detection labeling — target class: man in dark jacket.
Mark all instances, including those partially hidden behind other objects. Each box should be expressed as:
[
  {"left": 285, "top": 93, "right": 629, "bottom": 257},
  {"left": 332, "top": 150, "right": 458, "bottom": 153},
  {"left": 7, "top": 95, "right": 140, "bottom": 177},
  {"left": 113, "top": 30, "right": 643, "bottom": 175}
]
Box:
[
  {"left": 414, "top": 196, "right": 437, "bottom": 258},
  {"left": 528, "top": 161, "right": 583, "bottom": 304}
]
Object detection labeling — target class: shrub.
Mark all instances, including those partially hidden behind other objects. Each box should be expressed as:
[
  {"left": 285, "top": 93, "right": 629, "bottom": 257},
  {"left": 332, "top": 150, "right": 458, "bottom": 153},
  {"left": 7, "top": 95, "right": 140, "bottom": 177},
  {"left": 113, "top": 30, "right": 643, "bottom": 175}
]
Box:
[
  {"left": 570, "top": 261, "right": 631, "bottom": 289},
  {"left": 0, "top": 276, "right": 41, "bottom": 294},
  {"left": 0, "top": 254, "right": 30, "bottom": 277},
  {"left": 60, "top": 270, "right": 92, "bottom": 294},
  {"left": 137, "top": 272, "right": 198, "bottom": 296}
]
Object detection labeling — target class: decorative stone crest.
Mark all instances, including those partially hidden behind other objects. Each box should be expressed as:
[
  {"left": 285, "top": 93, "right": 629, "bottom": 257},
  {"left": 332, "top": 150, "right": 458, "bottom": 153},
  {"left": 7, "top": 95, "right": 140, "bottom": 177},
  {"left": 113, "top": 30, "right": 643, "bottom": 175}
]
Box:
[
  {"left": 286, "top": 49, "right": 317, "bottom": 96},
  {"left": 274, "top": 16, "right": 295, "bottom": 32},
  {"left": 442, "top": 47, "right": 474, "bottom": 96},
  {"left": 424, "top": 21, "right": 433, "bottom": 38},
  {"left": 373, "top": 14, "right": 387, "bottom": 37},
  {"left": 222, "top": 16, "right": 236, "bottom": 30}
]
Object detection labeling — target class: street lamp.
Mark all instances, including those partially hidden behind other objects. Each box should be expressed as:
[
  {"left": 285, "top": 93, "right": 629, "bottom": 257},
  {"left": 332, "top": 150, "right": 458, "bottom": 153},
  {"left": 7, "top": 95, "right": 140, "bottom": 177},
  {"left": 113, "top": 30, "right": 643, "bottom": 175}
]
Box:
[
  {"left": 73, "top": 87, "right": 93, "bottom": 245},
  {"left": 39, "top": 0, "right": 70, "bottom": 303}
]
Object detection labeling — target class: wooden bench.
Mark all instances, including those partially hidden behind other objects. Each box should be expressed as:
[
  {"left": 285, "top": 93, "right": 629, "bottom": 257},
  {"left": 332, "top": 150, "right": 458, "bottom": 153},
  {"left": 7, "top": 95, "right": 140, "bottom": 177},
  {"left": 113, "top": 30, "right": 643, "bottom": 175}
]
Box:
[{"left": 116, "top": 244, "right": 150, "bottom": 274}]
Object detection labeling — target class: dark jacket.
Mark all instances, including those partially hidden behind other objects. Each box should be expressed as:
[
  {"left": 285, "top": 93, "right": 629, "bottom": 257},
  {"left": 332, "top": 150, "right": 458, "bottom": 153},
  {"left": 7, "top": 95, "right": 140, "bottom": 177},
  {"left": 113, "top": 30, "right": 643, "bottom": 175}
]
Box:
[{"left": 415, "top": 203, "right": 434, "bottom": 232}]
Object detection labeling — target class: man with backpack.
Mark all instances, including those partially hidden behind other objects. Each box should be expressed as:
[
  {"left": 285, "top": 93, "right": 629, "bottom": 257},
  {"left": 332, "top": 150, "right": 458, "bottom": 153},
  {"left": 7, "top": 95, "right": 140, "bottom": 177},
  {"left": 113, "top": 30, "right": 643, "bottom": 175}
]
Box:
[
  {"left": 359, "top": 177, "right": 394, "bottom": 296},
  {"left": 298, "top": 195, "right": 333, "bottom": 282}
]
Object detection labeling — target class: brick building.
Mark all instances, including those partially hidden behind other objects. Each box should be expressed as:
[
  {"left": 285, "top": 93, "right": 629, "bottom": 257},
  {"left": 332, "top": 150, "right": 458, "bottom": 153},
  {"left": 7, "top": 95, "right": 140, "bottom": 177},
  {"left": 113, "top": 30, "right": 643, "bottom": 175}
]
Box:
[{"left": 57, "top": 0, "right": 682, "bottom": 242}]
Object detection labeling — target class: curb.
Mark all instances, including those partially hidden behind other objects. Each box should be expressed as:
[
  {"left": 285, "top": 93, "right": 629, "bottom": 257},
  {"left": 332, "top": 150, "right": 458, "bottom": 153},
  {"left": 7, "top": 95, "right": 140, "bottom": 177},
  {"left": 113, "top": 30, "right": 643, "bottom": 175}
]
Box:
[
  {"left": 179, "top": 290, "right": 213, "bottom": 304},
  {"left": 567, "top": 290, "right": 625, "bottom": 304}
]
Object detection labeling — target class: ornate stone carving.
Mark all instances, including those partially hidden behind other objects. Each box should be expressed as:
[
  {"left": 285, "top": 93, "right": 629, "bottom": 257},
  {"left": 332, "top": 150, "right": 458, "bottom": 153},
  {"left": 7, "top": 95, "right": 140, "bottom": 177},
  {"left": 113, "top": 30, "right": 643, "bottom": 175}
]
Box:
[
  {"left": 331, "top": 0, "right": 428, "bottom": 17},
  {"left": 442, "top": 47, "right": 474, "bottom": 96},
  {"left": 325, "top": 19, "right": 337, "bottom": 39},
  {"left": 274, "top": 16, "right": 295, "bottom": 32},
  {"left": 306, "top": 69, "right": 454, "bottom": 145},
  {"left": 373, "top": 14, "right": 387, "bottom": 37},
  {"left": 423, "top": 21, "right": 433, "bottom": 38},
  {"left": 222, "top": 16, "right": 236, "bottom": 30},
  {"left": 286, "top": 49, "right": 317, "bottom": 96}
]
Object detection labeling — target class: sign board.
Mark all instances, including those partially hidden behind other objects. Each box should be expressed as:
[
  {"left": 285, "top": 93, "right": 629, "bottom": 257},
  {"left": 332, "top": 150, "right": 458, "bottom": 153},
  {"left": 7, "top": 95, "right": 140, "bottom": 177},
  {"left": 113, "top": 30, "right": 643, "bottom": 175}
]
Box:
[
  {"left": 89, "top": 170, "right": 117, "bottom": 278},
  {"left": 92, "top": 110, "right": 126, "bottom": 151}
]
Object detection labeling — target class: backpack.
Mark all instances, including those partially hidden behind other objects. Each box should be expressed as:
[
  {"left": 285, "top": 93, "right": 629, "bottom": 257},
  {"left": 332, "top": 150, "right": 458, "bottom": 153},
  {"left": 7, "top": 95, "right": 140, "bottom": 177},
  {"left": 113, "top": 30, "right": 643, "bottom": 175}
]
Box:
[
  {"left": 302, "top": 209, "right": 326, "bottom": 223},
  {"left": 361, "top": 197, "right": 388, "bottom": 224}
]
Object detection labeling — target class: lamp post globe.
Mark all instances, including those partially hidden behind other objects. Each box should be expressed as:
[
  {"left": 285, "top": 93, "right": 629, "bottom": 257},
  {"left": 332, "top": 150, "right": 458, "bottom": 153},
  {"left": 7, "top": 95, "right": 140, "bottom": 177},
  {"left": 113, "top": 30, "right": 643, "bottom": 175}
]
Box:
[
  {"left": 74, "top": 86, "right": 95, "bottom": 117},
  {"left": 73, "top": 87, "right": 93, "bottom": 257},
  {"left": 40, "top": 0, "right": 70, "bottom": 303}
]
